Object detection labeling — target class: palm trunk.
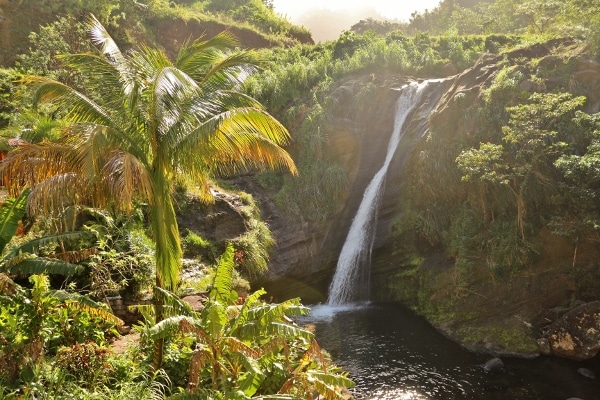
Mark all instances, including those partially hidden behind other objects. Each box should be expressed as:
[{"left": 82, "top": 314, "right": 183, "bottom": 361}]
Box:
[
  {"left": 149, "top": 166, "right": 183, "bottom": 370},
  {"left": 152, "top": 295, "right": 165, "bottom": 371}
]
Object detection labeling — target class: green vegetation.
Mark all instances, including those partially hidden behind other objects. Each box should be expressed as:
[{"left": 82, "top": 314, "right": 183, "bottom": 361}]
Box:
[
  {"left": 1, "top": 0, "right": 600, "bottom": 396},
  {"left": 2, "top": 14, "right": 297, "bottom": 371}
]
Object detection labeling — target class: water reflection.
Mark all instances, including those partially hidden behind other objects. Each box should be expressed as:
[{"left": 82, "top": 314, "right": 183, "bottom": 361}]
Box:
[{"left": 301, "top": 303, "right": 600, "bottom": 400}]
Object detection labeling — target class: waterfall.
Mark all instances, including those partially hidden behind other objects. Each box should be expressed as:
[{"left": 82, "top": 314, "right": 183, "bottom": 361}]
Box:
[{"left": 327, "top": 80, "right": 432, "bottom": 306}]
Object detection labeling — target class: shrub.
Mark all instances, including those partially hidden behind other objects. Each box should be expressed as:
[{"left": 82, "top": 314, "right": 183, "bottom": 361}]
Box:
[{"left": 55, "top": 342, "right": 114, "bottom": 387}]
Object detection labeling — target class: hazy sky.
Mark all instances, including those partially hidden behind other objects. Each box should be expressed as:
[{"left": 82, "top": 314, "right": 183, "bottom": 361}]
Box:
[{"left": 271, "top": 0, "right": 442, "bottom": 42}]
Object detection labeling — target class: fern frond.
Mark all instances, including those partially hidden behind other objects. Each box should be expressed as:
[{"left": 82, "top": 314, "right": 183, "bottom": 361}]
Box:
[
  {"left": 187, "top": 347, "right": 213, "bottom": 394},
  {"left": 308, "top": 370, "right": 355, "bottom": 389},
  {"left": 202, "top": 302, "right": 227, "bottom": 338},
  {"left": 221, "top": 336, "right": 260, "bottom": 359},
  {"left": 228, "top": 288, "right": 266, "bottom": 334},
  {"left": 235, "top": 352, "right": 264, "bottom": 396}
]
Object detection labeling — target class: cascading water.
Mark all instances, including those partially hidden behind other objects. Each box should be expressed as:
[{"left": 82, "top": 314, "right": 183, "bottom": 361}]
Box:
[{"left": 327, "top": 80, "right": 432, "bottom": 306}]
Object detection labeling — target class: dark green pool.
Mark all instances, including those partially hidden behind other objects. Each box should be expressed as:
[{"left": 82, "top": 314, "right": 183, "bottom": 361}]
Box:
[{"left": 302, "top": 303, "right": 600, "bottom": 400}]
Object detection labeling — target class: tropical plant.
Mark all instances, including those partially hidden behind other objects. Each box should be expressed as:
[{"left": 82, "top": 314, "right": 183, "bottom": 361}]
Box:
[
  {"left": 0, "top": 14, "right": 297, "bottom": 369},
  {"left": 457, "top": 92, "right": 586, "bottom": 240},
  {"left": 145, "top": 243, "right": 354, "bottom": 398},
  {"left": 0, "top": 189, "right": 96, "bottom": 278},
  {"left": 0, "top": 272, "right": 122, "bottom": 386}
]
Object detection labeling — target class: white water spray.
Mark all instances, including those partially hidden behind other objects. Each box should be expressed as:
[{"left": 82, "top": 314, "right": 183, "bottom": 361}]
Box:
[{"left": 327, "top": 80, "right": 432, "bottom": 306}]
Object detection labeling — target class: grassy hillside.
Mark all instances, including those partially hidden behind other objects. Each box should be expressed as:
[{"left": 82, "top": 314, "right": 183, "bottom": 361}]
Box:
[{"left": 0, "top": 0, "right": 312, "bottom": 67}]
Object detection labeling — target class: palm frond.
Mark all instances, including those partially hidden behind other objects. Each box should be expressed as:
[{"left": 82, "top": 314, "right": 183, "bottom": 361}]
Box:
[
  {"left": 0, "top": 188, "right": 29, "bottom": 253},
  {"left": 21, "top": 75, "right": 112, "bottom": 126},
  {"left": 58, "top": 52, "right": 130, "bottom": 107},
  {"left": 175, "top": 31, "right": 241, "bottom": 76},
  {"left": 151, "top": 66, "right": 201, "bottom": 140},
  {"left": 27, "top": 173, "right": 88, "bottom": 216},
  {"left": 197, "top": 50, "right": 262, "bottom": 90},
  {"left": 4, "top": 256, "right": 84, "bottom": 276},
  {"left": 148, "top": 187, "right": 182, "bottom": 290},
  {"left": 86, "top": 13, "right": 137, "bottom": 97},
  {"left": 103, "top": 150, "right": 153, "bottom": 212},
  {"left": 176, "top": 108, "right": 297, "bottom": 181},
  {"left": 49, "top": 248, "right": 98, "bottom": 263}
]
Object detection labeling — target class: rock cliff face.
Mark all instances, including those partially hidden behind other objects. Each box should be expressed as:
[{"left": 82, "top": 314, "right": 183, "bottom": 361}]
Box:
[
  {"left": 253, "top": 74, "right": 413, "bottom": 302},
  {"left": 254, "top": 39, "right": 600, "bottom": 358}
]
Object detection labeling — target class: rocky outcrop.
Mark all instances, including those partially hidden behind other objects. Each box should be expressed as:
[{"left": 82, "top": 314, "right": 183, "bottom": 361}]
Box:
[
  {"left": 176, "top": 190, "right": 247, "bottom": 259},
  {"left": 539, "top": 301, "right": 600, "bottom": 360}
]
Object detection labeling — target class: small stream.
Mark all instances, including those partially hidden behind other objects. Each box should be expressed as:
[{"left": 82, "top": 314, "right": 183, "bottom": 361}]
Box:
[{"left": 301, "top": 303, "right": 600, "bottom": 400}]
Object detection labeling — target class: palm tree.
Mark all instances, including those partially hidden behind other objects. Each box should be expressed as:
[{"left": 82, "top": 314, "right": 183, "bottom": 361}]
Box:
[{"left": 0, "top": 14, "right": 297, "bottom": 368}]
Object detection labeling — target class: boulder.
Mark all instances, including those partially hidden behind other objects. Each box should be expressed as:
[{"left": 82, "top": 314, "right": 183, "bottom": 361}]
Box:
[
  {"left": 541, "top": 301, "right": 600, "bottom": 360},
  {"left": 577, "top": 367, "right": 595, "bottom": 380},
  {"left": 483, "top": 357, "right": 505, "bottom": 372}
]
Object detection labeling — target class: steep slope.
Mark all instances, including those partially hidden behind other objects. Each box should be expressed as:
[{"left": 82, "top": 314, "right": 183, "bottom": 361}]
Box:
[{"left": 0, "top": 1, "right": 312, "bottom": 67}]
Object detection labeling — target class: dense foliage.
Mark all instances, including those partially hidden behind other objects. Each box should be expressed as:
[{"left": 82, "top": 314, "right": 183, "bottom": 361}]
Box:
[
  {"left": 393, "top": 56, "right": 600, "bottom": 296},
  {"left": 2, "top": 0, "right": 600, "bottom": 398}
]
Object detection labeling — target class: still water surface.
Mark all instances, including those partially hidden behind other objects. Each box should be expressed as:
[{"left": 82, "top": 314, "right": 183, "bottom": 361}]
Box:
[{"left": 301, "top": 303, "right": 600, "bottom": 400}]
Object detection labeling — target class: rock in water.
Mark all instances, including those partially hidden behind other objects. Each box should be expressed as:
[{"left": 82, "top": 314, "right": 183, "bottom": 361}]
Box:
[
  {"left": 483, "top": 357, "right": 505, "bottom": 372},
  {"left": 577, "top": 367, "right": 596, "bottom": 380},
  {"left": 541, "top": 301, "right": 600, "bottom": 360}
]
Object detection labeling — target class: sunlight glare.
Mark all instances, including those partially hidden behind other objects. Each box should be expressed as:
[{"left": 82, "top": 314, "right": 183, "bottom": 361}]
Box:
[{"left": 272, "top": 0, "right": 442, "bottom": 21}]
